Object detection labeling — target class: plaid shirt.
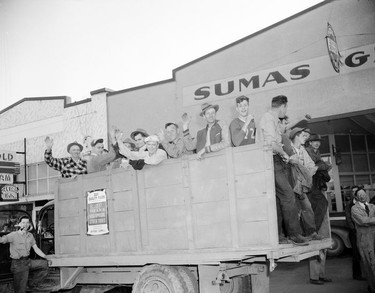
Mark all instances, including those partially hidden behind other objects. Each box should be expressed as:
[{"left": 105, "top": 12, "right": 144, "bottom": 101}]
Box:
[{"left": 44, "top": 150, "right": 87, "bottom": 178}]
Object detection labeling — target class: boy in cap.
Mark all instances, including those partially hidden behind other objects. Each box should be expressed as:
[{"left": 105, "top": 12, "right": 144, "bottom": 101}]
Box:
[
  {"left": 229, "top": 95, "right": 256, "bottom": 146},
  {"left": 86, "top": 134, "right": 117, "bottom": 173},
  {"left": 182, "top": 102, "right": 230, "bottom": 160},
  {"left": 287, "top": 128, "right": 323, "bottom": 241},
  {"left": 44, "top": 136, "right": 87, "bottom": 178},
  {"left": 351, "top": 188, "right": 375, "bottom": 292}
]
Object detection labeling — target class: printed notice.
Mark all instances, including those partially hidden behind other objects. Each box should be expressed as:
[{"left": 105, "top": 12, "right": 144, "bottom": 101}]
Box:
[{"left": 87, "top": 189, "right": 109, "bottom": 236}]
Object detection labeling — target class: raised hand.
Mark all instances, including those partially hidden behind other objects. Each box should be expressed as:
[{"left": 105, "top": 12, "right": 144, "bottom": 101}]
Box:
[
  {"left": 181, "top": 113, "right": 191, "bottom": 130},
  {"left": 45, "top": 136, "right": 54, "bottom": 150}
]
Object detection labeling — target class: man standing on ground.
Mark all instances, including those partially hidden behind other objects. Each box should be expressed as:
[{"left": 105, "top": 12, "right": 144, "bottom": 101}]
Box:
[
  {"left": 0, "top": 216, "right": 52, "bottom": 293},
  {"left": 258, "top": 95, "right": 308, "bottom": 245},
  {"left": 351, "top": 188, "right": 375, "bottom": 293},
  {"left": 229, "top": 95, "right": 256, "bottom": 146},
  {"left": 345, "top": 185, "right": 365, "bottom": 281}
]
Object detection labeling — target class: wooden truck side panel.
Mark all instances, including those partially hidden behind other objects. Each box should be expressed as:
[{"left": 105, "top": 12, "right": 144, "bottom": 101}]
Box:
[{"left": 54, "top": 144, "right": 279, "bottom": 263}]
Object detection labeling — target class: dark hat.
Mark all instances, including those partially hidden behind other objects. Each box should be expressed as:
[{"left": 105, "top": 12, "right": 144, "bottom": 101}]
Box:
[
  {"left": 289, "top": 127, "right": 306, "bottom": 140},
  {"left": 67, "top": 141, "right": 83, "bottom": 153},
  {"left": 130, "top": 128, "right": 149, "bottom": 140},
  {"left": 200, "top": 102, "right": 219, "bottom": 117},
  {"left": 308, "top": 133, "right": 323, "bottom": 142},
  {"left": 91, "top": 138, "right": 104, "bottom": 147},
  {"left": 165, "top": 122, "right": 179, "bottom": 129}
]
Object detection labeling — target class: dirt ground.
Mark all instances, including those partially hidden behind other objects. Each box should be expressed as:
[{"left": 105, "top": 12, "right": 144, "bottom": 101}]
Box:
[{"left": 270, "top": 251, "right": 368, "bottom": 293}]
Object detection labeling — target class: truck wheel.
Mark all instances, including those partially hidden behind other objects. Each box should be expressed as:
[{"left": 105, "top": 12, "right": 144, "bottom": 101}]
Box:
[
  {"left": 176, "top": 266, "right": 198, "bottom": 293},
  {"left": 327, "top": 232, "right": 344, "bottom": 257},
  {"left": 220, "top": 276, "right": 250, "bottom": 293},
  {"left": 133, "top": 264, "right": 188, "bottom": 293}
]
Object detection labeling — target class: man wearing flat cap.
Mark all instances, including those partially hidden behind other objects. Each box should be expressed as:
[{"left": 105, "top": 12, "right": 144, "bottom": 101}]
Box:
[
  {"left": 44, "top": 136, "right": 87, "bottom": 178},
  {"left": 86, "top": 135, "right": 117, "bottom": 173},
  {"left": 182, "top": 102, "right": 230, "bottom": 160}
]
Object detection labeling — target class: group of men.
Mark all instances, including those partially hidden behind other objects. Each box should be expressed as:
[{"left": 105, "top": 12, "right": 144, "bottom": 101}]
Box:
[{"left": 42, "top": 94, "right": 336, "bottom": 285}]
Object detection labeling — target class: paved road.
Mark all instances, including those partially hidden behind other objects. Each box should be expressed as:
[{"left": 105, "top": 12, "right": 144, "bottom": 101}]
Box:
[{"left": 270, "top": 253, "right": 368, "bottom": 293}]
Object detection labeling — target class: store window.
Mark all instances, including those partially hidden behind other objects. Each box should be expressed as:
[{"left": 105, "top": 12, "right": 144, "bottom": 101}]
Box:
[
  {"left": 336, "top": 134, "right": 375, "bottom": 202},
  {"left": 26, "top": 162, "right": 59, "bottom": 196}
]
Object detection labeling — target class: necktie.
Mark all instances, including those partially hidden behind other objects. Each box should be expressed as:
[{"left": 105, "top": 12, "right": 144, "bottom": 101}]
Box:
[{"left": 365, "top": 204, "right": 370, "bottom": 216}]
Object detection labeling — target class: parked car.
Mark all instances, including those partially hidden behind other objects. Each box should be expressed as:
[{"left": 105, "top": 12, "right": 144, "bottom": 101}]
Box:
[{"left": 328, "top": 212, "right": 351, "bottom": 257}]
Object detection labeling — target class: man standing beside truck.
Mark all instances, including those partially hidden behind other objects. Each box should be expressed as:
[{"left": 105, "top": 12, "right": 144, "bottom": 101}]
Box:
[
  {"left": 258, "top": 95, "right": 308, "bottom": 245},
  {"left": 351, "top": 188, "right": 375, "bottom": 293},
  {"left": 0, "top": 216, "right": 53, "bottom": 293}
]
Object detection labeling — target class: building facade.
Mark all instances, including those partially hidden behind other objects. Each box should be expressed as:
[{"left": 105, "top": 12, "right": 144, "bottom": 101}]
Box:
[{"left": 0, "top": 0, "right": 374, "bottom": 217}]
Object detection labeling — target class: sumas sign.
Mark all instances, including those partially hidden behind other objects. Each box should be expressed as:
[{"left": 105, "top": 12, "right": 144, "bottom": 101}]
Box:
[{"left": 182, "top": 43, "right": 375, "bottom": 106}]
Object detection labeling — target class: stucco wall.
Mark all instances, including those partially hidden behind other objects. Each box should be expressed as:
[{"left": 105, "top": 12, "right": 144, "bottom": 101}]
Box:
[{"left": 0, "top": 94, "right": 108, "bottom": 164}]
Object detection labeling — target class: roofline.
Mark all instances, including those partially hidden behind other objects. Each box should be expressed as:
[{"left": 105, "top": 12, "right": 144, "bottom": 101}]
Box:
[
  {"left": 172, "top": 0, "right": 330, "bottom": 77},
  {"left": 0, "top": 96, "right": 91, "bottom": 115},
  {"left": 107, "top": 78, "right": 175, "bottom": 97}
]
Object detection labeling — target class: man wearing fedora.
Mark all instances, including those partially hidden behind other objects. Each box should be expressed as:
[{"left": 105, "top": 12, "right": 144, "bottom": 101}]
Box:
[
  {"left": 44, "top": 136, "right": 87, "bottom": 178},
  {"left": 305, "top": 133, "right": 333, "bottom": 285},
  {"left": 258, "top": 95, "right": 308, "bottom": 245},
  {"left": 182, "top": 102, "right": 230, "bottom": 160},
  {"left": 130, "top": 128, "right": 149, "bottom": 152}
]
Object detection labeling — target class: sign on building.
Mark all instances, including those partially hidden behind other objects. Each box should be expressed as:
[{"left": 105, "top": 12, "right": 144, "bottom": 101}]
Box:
[
  {"left": 0, "top": 184, "right": 19, "bottom": 201},
  {"left": 0, "top": 173, "right": 13, "bottom": 184},
  {"left": 0, "top": 150, "right": 16, "bottom": 162},
  {"left": 0, "top": 150, "right": 20, "bottom": 175}
]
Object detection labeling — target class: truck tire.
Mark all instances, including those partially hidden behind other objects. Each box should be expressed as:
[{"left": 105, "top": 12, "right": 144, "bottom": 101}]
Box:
[
  {"left": 176, "top": 266, "right": 198, "bottom": 293},
  {"left": 327, "top": 232, "right": 345, "bottom": 257},
  {"left": 220, "top": 276, "right": 251, "bottom": 293},
  {"left": 133, "top": 264, "right": 188, "bottom": 293}
]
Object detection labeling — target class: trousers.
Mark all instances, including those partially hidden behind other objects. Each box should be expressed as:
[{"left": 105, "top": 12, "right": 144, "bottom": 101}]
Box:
[
  {"left": 273, "top": 155, "right": 302, "bottom": 237},
  {"left": 11, "top": 258, "right": 49, "bottom": 293}
]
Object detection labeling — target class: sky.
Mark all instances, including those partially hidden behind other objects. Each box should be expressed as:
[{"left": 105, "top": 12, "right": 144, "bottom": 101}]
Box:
[{"left": 0, "top": 0, "right": 323, "bottom": 111}]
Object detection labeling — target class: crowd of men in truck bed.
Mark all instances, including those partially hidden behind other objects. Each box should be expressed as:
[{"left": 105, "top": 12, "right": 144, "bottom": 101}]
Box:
[{"left": 42, "top": 94, "right": 375, "bottom": 292}]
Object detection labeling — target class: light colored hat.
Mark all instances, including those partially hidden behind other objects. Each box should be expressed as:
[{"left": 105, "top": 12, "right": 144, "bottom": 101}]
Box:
[
  {"left": 144, "top": 135, "right": 160, "bottom": 143},
  {"left": 200, "top": 102, "right": 219, "bottom": 117},
  {"left": 289, "top": 127, "right": 306, "bottom": 140},
  {"left": 130, "top": 128, "right": 149, "bottom": 140}
]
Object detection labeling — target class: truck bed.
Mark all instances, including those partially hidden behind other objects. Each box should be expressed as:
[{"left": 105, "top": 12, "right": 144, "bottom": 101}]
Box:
[{"left": 51, "top": 145, "right": 330, "bottom": 267}]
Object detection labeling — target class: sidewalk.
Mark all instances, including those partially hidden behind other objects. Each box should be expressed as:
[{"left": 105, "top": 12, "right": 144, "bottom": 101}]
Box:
[{"left": 270, "top": 254, "right": 368, "bottom": 293}]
